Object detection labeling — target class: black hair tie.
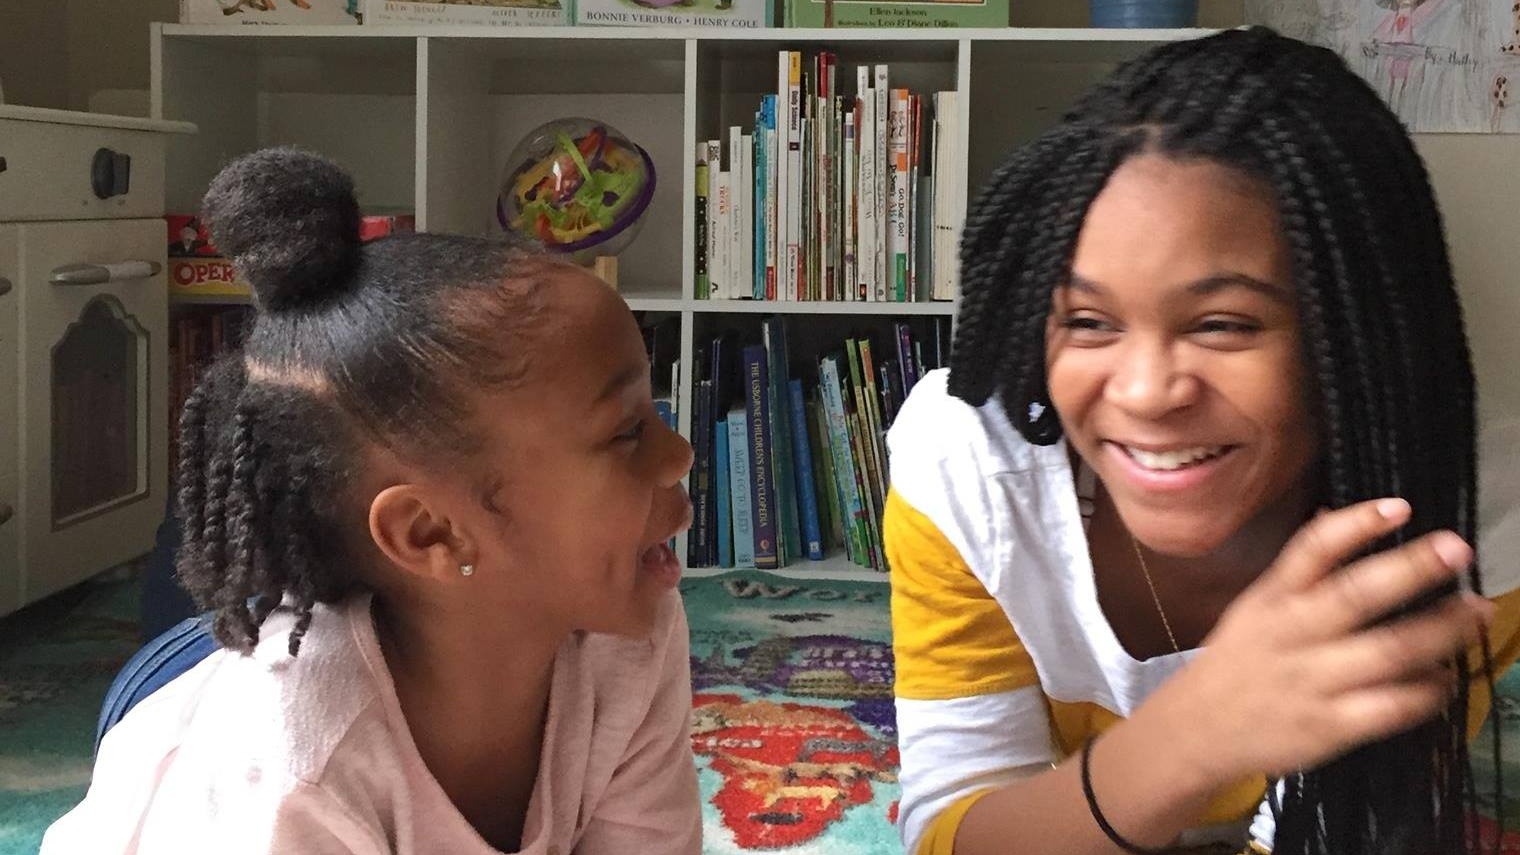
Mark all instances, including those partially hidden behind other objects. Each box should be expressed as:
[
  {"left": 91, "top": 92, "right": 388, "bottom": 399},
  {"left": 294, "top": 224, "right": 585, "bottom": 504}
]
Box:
[{"left": 1080, "top": 736, "right": 1171, "bottom": 854}]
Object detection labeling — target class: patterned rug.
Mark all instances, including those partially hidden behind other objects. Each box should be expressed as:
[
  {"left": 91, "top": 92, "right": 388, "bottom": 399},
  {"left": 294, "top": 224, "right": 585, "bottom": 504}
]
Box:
[
  {"left": 4, "top": 566, "right": 1520, "bottom": 854},
  {"left": 0, "top": 568, "right": 141, "bottom": 855},
  {"left": 681, "top": 571, "right": 900, "bottom": 854}
]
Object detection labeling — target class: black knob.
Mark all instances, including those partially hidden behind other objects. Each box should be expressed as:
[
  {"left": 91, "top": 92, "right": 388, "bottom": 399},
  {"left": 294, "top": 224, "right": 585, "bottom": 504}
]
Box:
[{"left": 91, "top": 148, "right": 132, "bottom": 199}]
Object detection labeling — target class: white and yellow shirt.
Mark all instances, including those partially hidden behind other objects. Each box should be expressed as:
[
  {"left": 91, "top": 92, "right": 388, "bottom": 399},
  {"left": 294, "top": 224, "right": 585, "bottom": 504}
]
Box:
[{"left": 885, "top": 369, "right": 1520, "bottom": 855}]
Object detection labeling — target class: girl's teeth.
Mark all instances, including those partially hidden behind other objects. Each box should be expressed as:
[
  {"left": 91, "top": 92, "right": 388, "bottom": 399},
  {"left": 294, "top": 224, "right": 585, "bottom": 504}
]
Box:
[{"left": 1124, "top": 445, "right": 1225, "bottom": 471}]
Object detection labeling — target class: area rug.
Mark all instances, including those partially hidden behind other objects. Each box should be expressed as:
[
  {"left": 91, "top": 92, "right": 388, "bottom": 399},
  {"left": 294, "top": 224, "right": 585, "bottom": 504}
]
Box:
[
  {"left": 0, "top": 568, "right": 141, "bottom": 855},
  {"left": 680, "top": 571, "right": 900, "bottom": 855}
]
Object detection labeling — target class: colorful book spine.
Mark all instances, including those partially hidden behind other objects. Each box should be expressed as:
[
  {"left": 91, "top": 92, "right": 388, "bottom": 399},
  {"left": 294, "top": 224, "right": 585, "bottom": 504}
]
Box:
[
  {"left": 715, "top": 416, "right": 732, "bottom": 568},
  {"left": 788, "top": 379, "right": 825, "bottom": 560},
  {"left": 764, "top": 97, "right": 779, "bottom": 301},
  {"left": 743, "top": 345, "right": 780, "bottom": 570},
  {"left": 809, "top": 394, "right": 846, "bottom": 553},
  {"left": 727, "top": 408, "right": 755, "bottom": 568},
  {"left": 819, "top": 355, "right": 869, "bottom": 567},
  {"left": 888, "top": 88, "right": 911, "bottom": 303}
]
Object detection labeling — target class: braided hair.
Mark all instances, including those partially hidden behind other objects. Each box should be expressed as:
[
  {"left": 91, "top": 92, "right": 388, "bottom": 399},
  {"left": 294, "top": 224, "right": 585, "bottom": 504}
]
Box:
[
  {"left": 176, "top": 147, "right": 565, "bottom": 657},
  {"left": 951, "top": 26, "right": 1494, "bottom": 855}
]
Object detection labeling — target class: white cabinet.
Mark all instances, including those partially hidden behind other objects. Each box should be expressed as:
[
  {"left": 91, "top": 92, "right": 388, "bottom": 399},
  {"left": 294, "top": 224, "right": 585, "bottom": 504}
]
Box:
[
  {"left": 0, "top": 226, "right": 19, "bottom": 616},
  {"left": 0, "top": 107, "right": 194, "bottom": 617}
]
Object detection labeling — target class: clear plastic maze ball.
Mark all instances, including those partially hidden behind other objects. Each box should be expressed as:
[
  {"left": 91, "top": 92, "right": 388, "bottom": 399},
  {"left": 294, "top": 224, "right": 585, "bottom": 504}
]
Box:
[{"left": 497, "top": 118, "right": 656, "bottom": 262}]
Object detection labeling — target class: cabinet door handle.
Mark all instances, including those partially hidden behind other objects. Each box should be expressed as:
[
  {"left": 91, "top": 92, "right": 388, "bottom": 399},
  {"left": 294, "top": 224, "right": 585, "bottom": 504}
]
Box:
[
  {"left": 0, "top": 277, "right": 10, "bottom": 297},
  {"left": 50, "top": 261, "right": 162, "bottom": 286},
  {"left": 0, "top": 502, "right": 12, "bottom": 526}
]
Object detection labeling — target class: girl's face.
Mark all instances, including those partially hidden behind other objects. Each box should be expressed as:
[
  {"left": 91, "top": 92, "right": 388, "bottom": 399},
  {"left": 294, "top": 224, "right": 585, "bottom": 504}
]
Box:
[
  {"left": 1045, "top": 154, "right": 1319, "bottom": 558},
  {"left": 463, "top": 270, "right": 693, "bottom": 637}
]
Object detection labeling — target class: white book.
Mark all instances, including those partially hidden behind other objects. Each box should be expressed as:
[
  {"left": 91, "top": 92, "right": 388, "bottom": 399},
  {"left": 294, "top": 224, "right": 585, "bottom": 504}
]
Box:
[
  {"left": 873, "top": 65, "right": 889, "bottom": 302},
  {"left": 857, "top": 65, "right": 876, "bottom": 304},
  {"left": 933, "top": 90, "right": 960, "bottom": 301},
  {"left": 775, "top": 52, "right": 791, "bottom": 303},
  {"left": 704, "top": 140, "right": 722, "bottom": 300},
  {"left": 741, "top": 132, "right": 754, "bottom": 302},
  {"left": 715, "top": 165, "right": 731, "bottom": 303},
  {"left": 728, "top": 127, "right": 744, "bottom": 301}
]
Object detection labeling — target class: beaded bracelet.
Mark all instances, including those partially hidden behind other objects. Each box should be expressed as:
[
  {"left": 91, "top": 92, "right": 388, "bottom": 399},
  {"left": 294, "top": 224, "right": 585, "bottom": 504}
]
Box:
[{"left": 1079, "top": 736, "right": 1172, "bottom": 854}]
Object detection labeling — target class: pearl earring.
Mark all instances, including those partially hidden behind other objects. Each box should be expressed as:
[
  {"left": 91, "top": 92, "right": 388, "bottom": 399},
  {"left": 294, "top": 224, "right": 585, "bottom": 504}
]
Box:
[{"left": 459, "top": 564, "right": 475, "bottom": 577}]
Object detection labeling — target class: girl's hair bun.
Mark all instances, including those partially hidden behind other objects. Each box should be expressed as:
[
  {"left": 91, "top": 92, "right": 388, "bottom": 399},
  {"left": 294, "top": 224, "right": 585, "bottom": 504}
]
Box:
[{"left": 200, "top": 147, "right": 362, "bottom": 312}]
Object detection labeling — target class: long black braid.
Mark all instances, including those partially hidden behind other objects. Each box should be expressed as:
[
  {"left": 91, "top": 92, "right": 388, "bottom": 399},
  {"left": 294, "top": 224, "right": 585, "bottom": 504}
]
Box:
[
  {"left": 950, "top": 27, "right": 1494, "bottom": 855},
  {"left": 174, "top": 147, "right": 564, "bottom": 656}
]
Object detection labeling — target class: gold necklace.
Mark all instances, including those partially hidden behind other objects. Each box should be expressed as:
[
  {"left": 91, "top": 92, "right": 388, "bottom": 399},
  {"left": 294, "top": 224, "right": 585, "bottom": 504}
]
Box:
[{"left": 1130, "top": 538, "right": 1181, "bottom": 654}]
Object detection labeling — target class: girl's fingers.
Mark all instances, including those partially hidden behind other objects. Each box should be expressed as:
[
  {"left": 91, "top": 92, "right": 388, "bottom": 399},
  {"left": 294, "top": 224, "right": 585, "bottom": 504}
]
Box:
[
  {"left": 1313, "top": 593, "right": 1490, "bottom": 692},
  {"left": 1332, "top": 673, "right": 1457, "bottom": 747},
  {"left": 1259, "top": 498, "right": 1412, "bottom": 595},
  {"left": 1301, "top": 530, "right": 1473, "bottom": 640}
]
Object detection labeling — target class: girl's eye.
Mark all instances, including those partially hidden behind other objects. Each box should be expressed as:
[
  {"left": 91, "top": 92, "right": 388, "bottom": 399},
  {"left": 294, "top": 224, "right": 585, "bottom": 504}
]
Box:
[
  {"left": 1061, "top": 316, "right": 1112, "bottom": 332},
  {"left": 614, "top": 420, "right": 646, "bottom": 443},
  {"left": 1057, "top": 313, "right": 1119, "bottom": 341},
  {"left": 1193, "top": 318, "right": 1262, "bottom": 336}
]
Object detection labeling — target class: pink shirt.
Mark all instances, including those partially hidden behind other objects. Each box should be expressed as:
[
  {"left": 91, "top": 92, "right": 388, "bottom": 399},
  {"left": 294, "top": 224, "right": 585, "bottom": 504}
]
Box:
[{"left": 42, "top": 590, "right": 701, "bottom": 855}]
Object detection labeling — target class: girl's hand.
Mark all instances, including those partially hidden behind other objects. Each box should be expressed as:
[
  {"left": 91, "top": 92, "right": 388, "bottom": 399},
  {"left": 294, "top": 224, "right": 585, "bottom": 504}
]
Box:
[{"left": 1142, "top": 498, "right": 1492, "bottom": 786}]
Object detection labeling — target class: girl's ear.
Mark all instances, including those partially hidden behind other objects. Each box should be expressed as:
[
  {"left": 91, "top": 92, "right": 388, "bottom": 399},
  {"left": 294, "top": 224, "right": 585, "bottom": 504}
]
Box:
[{"left": 368, "top": 484, "right": 476, "bottom": 583}]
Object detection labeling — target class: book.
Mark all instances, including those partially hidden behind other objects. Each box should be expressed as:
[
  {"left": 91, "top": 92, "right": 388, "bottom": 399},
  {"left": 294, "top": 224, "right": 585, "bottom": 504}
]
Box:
[
  {"left": 788, "top": 379, "right": 826, "bottom": 560},
  {"left": 365, "top": 0, "right": 568, "bottom": 27},
  {"left": 689, "top": 375, "right": 714, "bottom": 566},
  {"left": 183, "top": 0, "right": 359, "bottom": 24},
  {"left": 575, "top": 0, "right": 772, "bottom": 28},
  {"left": 742, "top": 345, "right": 780, "bottom": 569},
  {"left": 762, "top": 318, "right": 801, "bottom": 562},
  {"left": 819, "top": 355, "right": 869, "bottom": 567},
  {"left": 694, "top": 144, "right": 710, "bottom": 299},
  {"left": 715, "top": 416, "right": 733, "bottom": 568},
  {"left": 782, "top": 0, "right": 1006, "bottom": 28},
  {"left": 727, "top": 408, "right": 756, "bottom": 568}
]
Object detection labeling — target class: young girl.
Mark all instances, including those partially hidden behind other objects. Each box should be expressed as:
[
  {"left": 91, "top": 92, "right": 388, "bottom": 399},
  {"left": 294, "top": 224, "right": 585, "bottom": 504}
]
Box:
[
  {"left": 887, "top": 27, "right": 1519, "bottom": 855},
  {"left": 42, "top": 148, "right": 701, "bottom": 854}
]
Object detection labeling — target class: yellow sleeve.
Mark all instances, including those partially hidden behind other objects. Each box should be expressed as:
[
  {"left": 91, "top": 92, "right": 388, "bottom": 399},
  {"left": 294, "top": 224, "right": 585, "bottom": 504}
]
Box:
[
  {"left": 886, "top": 488, "right": 1045, "bottom": 855},
  {"left": 913, "top": 790, "right": 998, "bottom": 855},
  {"left": 1466, "top": 586, "right": 1520, "bottom": 740},
  {"left": 886, "top": 488, "right": 1039, "bottom": 700}
]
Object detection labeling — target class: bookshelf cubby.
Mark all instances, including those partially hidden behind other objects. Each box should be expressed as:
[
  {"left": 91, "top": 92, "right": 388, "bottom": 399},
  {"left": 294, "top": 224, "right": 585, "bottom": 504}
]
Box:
[{"left": 151, "top": 22, "right": 1218, "bottom": 579}]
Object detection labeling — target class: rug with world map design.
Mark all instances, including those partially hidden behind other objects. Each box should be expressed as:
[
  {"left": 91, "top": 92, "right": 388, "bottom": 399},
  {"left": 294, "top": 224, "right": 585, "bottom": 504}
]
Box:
[{"left": 680, "top": 570, "right": 901, "bottom": 855}]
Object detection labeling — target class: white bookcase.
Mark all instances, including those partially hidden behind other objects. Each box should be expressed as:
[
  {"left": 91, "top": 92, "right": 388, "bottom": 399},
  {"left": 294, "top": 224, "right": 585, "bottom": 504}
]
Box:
[{"left": 149, "top": 23, "right": 1214, "bottom": 581}]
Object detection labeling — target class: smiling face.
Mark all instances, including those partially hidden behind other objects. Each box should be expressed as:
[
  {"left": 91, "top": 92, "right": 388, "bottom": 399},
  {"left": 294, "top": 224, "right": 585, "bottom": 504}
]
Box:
[
  {"left": 455, "top": 269, "right": 694, "bottom": 637},
  {"left": 1045, "top": 154, "right": 1319, "bottom": 558}
]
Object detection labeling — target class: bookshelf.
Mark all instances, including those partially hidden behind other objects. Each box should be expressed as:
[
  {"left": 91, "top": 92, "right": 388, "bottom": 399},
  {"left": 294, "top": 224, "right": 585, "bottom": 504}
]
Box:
[{"left": 150, "top": 22, "right": 1219, "bottom": 579}]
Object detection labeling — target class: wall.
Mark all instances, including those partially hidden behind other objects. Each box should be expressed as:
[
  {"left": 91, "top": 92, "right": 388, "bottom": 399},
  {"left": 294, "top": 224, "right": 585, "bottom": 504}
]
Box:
[
  {"left": 1416, "top": 136, "right": 1520, "bottom": 426},
  {"left": 0, "top": 0, "right": 176, "bottom": 112}
]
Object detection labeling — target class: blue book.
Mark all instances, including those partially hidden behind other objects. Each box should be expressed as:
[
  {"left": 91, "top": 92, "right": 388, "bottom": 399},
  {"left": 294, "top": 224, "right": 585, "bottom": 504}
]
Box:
[
  {"left": 727, "top": 407, "right": 755, "bottom": 568},
  {"left": 654, "top": 399, "right": 675, "bottom": 432},
  {"left": 788, "top": 379, "right": 825, "bottom": 560},
  {"left": 742, "top": 345, "right": 779, "bottom": 569},
  {"left": 715, "top": 417, "right": 732, "bottom": 568}
]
